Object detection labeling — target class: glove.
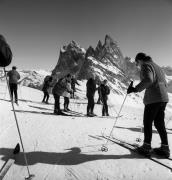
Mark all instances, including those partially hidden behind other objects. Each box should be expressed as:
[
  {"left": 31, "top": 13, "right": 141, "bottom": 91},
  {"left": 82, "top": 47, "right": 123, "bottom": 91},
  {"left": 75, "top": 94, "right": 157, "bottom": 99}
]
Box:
[{"left": 127, "top": 86, "right": 137, "bottom": 94}]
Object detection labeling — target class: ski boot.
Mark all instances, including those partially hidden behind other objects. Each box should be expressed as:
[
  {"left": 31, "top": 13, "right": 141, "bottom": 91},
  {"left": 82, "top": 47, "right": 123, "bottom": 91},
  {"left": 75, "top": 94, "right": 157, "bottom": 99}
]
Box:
[
  {"left": 136, "top": 143, "right": 152, "bottom": 157},
  {"left": 153, "top": 144, "right": 170, "bottom": 158}
]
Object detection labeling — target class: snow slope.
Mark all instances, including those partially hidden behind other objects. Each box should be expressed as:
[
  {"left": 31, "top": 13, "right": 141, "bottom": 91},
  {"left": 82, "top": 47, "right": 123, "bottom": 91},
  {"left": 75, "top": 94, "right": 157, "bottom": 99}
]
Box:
[{"left": 0, "top": 81, "right": 172, "bottom": 180}]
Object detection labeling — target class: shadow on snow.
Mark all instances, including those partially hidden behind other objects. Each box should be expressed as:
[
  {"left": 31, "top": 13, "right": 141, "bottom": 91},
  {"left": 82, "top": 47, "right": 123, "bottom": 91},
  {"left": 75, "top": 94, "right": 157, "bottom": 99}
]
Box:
[{"left": 0, "top": 146, "right": 146, "bottom": 166}]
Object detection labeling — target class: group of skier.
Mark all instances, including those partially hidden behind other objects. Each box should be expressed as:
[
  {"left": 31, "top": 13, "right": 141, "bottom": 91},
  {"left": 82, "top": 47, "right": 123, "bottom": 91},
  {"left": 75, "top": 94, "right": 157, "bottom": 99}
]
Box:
[
  {"left": 41, "top": 73, "right": 110, "bottom": 117},
  {"left": 0, "top": 34, "right": 171, "bottom": 158}
]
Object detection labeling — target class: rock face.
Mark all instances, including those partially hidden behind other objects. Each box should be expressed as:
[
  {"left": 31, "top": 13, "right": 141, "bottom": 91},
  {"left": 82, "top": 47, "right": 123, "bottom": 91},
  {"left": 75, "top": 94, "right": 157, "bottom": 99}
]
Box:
[
  {"left": 51, "top": 35, "right": 172, "bottom": 94},
  {"left": 52, "top": 41, "right": 86, "bottom": 79},
  {"left": 52, "top": 35, "right": 139, "bottom": 93}
]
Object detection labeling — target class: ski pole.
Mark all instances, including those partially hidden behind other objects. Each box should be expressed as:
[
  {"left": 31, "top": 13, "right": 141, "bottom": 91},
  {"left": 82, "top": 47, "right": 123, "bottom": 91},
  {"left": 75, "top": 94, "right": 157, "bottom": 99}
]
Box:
[
  {"left": 136, "top": 126, "right": 143, "bottom": 143},
  {"left": 101, "top": 81, "right": 133, "bottom": 152},
  {"left": 3, "top": 68, "right": 34, "bottom": 180},
  {"left": 101, "top": 93, "right": 128, "bottom": 152}
]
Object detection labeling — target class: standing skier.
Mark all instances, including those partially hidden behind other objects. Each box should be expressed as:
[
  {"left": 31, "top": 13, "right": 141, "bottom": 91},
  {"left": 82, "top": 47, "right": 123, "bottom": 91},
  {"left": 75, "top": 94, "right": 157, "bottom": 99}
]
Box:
[
  {"left": 86, "top": 74, "right": 97, "bottom": 116},
  {"left": 7, "top": 66, "right": 20, "bottom": 104},
  {"left": 42, "top": 76, "right": 53, "bottom": 104},
  {"left": 127, "top": 52, "right": 170, "bottom": 157},
  {"left": 100, "top": 79, "right": 110, "bottom": 116}
]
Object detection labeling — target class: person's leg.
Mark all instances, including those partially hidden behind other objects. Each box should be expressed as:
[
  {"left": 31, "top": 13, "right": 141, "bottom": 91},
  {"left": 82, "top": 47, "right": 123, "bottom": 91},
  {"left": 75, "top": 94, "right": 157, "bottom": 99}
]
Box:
[
  {"left": 90, "top": 96, "right": 95, "bottom": 115},
  {"left": 54, "top": 94, "right": 60, "bottom": 113},
  {"left": 154, "top": 102, "right": 168, "bottom": 145},
  {"left": 45, "top": 92, "right": 49, "bottom": 103},
  {"left": 72, "top": 88, "right": 75, "bottom": 99},
  {"left": 143, "top": 103, "right": 160, "bottom": 145},
  {"left": 102, "top": 98, "right": 105, "bottom": 116},
  {"left": 87, "top": 95, "right": 91, "bottom": 115},
  {"left": 66, "top": 97, "right": 70, "bottom": 110},
  {"left": 104, "top": 97, "right": 109, "bottom": 116},
  {"left": 42, "top": 91, "right": 46, "bottom": 102},
  {"left": 97, "top": 94, "right": 101, "bottom": 104},
  {"left": 13, "top": 84, "right": 18, "bottom": 103},
  {"left": 9, "top": 83, "right": 13, "bottom": 101},
  {"left": 64, "top": 97, "right": 69, "bottom": 111}
]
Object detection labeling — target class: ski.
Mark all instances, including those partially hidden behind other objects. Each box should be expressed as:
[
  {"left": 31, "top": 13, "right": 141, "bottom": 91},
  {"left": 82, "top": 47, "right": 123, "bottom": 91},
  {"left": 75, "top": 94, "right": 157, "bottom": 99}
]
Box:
[
  {"left": 101, "top": 135, "right": 172, "bottom": 171},
  {"left": 108, "top": 136, "right": 172, "bottom": 161},
  {"left": 0, "top": 144, "right": 20, "bottom": 180},
  {"left": 85, "top": 115, "right": 123, "bottom": 119}
]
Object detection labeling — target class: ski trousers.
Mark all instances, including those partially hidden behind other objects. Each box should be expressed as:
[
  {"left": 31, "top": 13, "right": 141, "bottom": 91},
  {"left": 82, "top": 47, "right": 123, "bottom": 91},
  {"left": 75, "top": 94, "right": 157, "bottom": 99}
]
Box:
[
  {"left": 64, "top": 97, "right": 69, "bottom": 109},
  {"left": 87, "top": 95, "right": 95, "bottom": 114},
  {"left": 53, "top": 94, "right": 60, "bottom": 112},
  {"left": 9, "top": 83, "right": 18, "bottom": 102},
  {"left": 143, "top": 102, "right": 168, "bottom": 145},
  {"left": 102, "top": 96, "right": 108, "bottom": 115},
  {"left": 42, "top": 91, "right": 49, "bottom": 102}
]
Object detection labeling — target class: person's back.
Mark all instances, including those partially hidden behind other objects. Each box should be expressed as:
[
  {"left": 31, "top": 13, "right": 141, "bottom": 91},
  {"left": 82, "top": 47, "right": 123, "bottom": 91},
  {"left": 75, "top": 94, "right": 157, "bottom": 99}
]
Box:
[
  {"left": 86, "top": 78, "right": 96, "bottom": 97},
  {"left": 7, "top": 66, "right": 20, "bottom": 104},
  {"left": 100, "top": 84, "right": 110, "bottom": 97},
  {"left": 136, "top": 60, "right": 169, "bottom": 105},
  {"left": 7, "top": 69, "right": 20, "bottom": 84}
]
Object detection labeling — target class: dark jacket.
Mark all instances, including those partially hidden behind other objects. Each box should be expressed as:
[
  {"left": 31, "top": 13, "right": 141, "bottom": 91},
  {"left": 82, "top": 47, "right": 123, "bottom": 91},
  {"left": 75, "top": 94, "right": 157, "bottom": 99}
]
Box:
[
  {"left": 71, "top": 77, "right": 79, "bottom": 91},
  {"left": 135, "top": 61, "right": 169, "bottom": 105},
  {"left": 100, "top": 84, "right": 110, "bottom": 98},
  {"left": 7, "top": 70, "right": 20, "bottom": 84},
  {"left": 42, "top": 80, "right": 52, "bottom": 92},
  {"left": 86, "top": 78, "right": 96, "bottom": 97}
]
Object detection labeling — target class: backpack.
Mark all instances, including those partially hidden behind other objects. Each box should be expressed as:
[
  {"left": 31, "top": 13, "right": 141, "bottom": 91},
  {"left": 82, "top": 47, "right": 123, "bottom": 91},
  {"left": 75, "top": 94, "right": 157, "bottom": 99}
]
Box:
[{"left": 0, "top": 35, "right": 12, "bottom": 67}]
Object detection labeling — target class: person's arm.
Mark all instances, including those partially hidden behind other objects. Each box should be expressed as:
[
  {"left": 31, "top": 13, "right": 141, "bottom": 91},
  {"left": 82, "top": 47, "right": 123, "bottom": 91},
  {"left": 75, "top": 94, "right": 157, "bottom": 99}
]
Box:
[
  {"left": 75, "top": 79, "right": 80, "bottom": 86},
  {"left": 17, "top": 72, "right": 20, "bottom": 80},
  {"left": 135, "top": 64, "right": 154, "bottom": 92}
]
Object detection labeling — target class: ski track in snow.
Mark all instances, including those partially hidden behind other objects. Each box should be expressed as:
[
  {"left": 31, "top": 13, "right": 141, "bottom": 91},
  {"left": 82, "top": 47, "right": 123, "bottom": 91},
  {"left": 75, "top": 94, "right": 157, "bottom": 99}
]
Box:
[{"left": 0, "top": 82, "right": 172, "bottom": 180}]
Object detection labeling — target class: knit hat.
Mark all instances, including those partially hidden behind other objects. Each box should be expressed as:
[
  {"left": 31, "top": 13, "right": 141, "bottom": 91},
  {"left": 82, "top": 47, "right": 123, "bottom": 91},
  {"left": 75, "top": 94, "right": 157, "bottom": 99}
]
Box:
[
  {"left": 135, "top": 52, "right": 152, "bottom": 62},
  {"left": 135, "top": 52, "right": 146, "bottom": 62}
]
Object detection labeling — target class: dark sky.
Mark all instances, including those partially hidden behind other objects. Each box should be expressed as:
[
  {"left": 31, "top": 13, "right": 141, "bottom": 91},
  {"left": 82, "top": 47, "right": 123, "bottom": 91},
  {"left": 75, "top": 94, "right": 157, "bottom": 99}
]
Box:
[{"left": 0, "top": 0, "right": 172, "bottom": 70}]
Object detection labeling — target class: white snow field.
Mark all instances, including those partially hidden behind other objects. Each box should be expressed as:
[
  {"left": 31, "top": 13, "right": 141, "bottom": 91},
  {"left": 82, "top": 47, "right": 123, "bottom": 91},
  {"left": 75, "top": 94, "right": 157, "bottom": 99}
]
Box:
[{"left": 0, "top": 81, "right": 172, "bottom": 180}]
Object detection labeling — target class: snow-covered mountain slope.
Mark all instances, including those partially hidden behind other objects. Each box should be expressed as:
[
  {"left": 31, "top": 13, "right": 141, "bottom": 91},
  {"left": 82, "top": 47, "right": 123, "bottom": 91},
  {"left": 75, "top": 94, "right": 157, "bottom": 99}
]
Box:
[
  {"left": 0, "top": 81, "right": 172, "bottom": 180},
  {"left": 0, "top": 68, "right": 51, "bottom": 90}
]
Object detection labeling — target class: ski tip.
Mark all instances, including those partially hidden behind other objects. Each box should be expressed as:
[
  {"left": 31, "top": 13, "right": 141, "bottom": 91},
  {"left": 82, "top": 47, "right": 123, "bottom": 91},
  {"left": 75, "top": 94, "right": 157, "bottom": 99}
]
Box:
[{"left": 13, "top": 143, "right": 20, "bottom": 155}]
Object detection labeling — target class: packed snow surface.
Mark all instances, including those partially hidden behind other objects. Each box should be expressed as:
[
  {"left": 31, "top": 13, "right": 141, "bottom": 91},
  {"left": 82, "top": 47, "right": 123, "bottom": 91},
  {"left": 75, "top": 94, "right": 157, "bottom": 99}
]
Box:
[{"left": 0, "top": 81, "right": 172, "bottom": 180}]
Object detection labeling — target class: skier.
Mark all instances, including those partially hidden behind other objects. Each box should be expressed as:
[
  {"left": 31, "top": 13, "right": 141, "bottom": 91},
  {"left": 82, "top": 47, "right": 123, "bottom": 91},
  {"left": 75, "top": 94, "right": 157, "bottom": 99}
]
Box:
[
  {"left": 127, "top": 52, "right": 170, "bottom": 157},
  {"left": 7, "top": 66, "right": 20, "bottom": 104},
  {"left": 52, "top": 74, "right": 72, "bottom": 115},
  {"left": 71, "top": 74, "right": 80, "bottom": 99},
  {"left": 100, "top": 79, "right": 110, "bottom": 116},
  {"left": 42, "top": 76, "right": 53, "bottom": 104},
  {"left": 86, "top": 74, "right": 97, "bottom": 116}
]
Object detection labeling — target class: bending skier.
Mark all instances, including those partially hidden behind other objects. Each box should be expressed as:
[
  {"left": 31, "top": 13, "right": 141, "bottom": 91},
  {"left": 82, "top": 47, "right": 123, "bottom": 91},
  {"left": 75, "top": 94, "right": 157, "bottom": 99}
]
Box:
[
  {"left": 127, "top": 52, "right": 170, "bottom": 157},
  {"left": 52, "top": 74, "right": 72, "bottom": 115}
]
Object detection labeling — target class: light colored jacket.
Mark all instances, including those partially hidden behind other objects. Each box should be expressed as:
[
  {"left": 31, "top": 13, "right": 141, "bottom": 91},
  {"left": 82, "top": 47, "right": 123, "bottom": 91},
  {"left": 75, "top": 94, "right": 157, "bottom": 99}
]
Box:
[
  {"left": 135, "top": 61, "right": 169, "bottom": 105},
  {"left": 53, "top": 78, "right": 72, "bottom": 98}
]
